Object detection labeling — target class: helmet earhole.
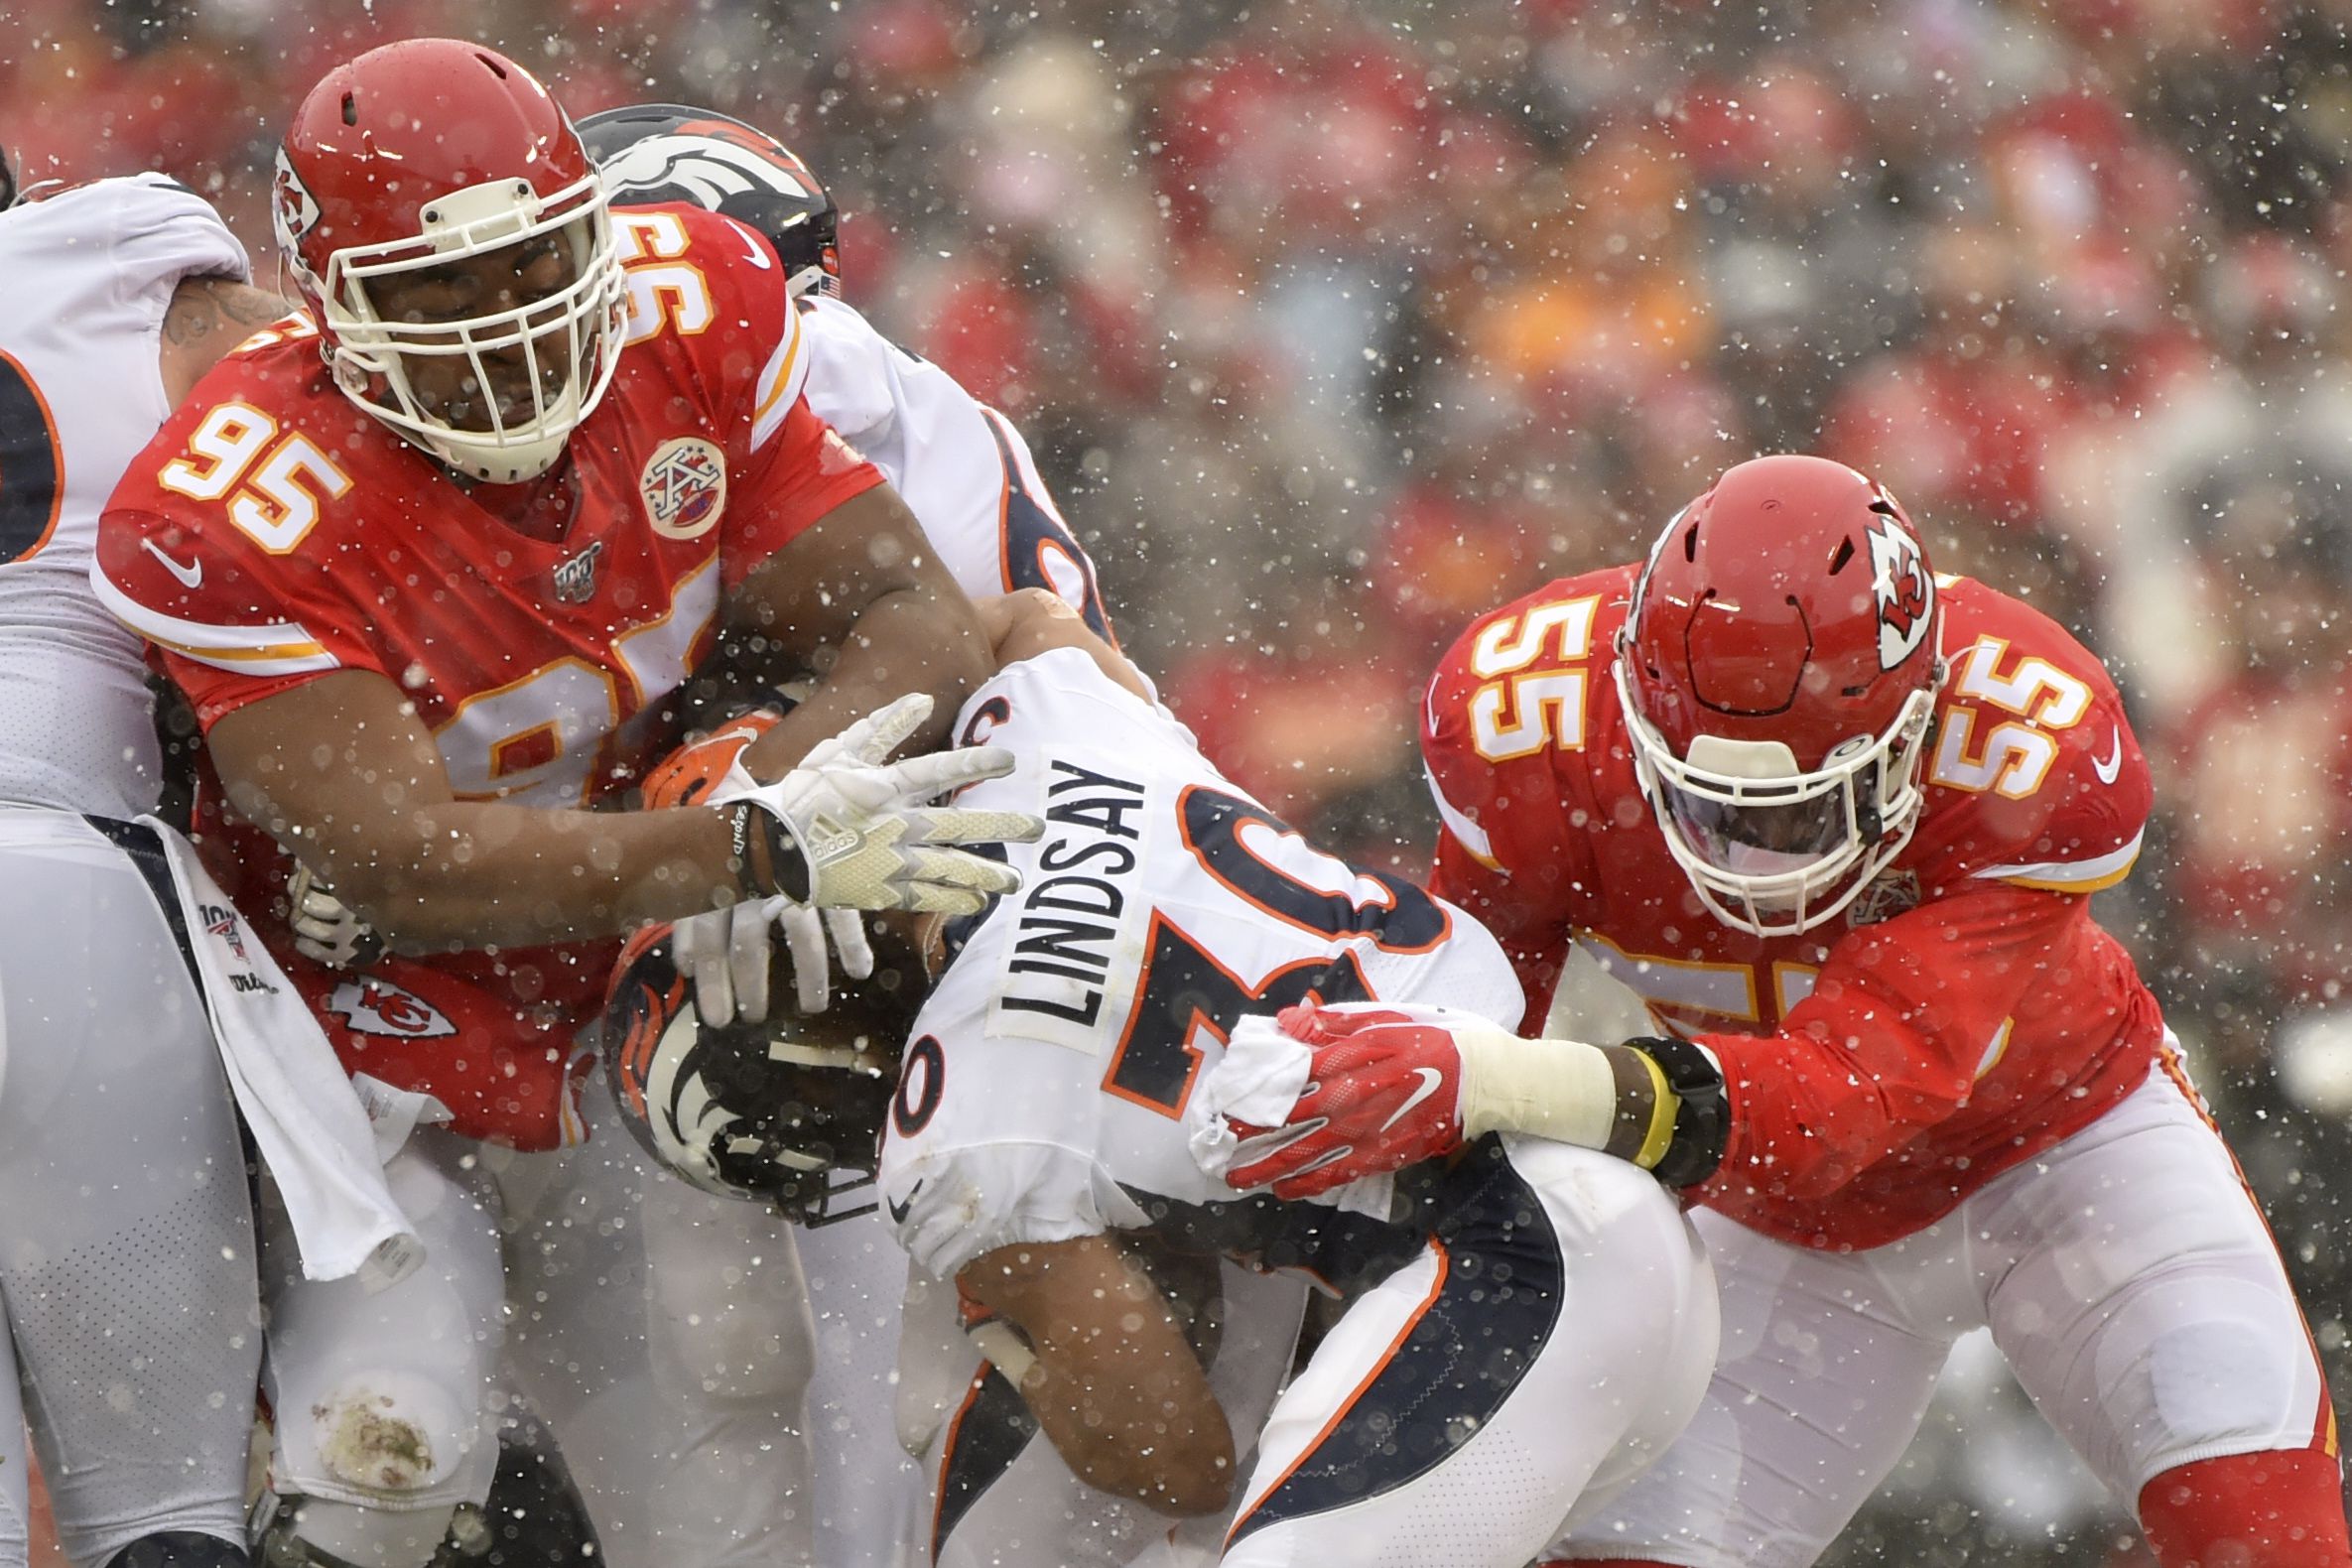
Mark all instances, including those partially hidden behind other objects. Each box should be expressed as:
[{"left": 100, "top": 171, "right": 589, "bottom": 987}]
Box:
[{"left": 341, "top": 92, "right": 358, "bottom": 127}]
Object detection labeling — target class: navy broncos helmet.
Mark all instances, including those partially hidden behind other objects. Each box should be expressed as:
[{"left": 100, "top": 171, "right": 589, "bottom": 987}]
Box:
[{"left": 580, "top": 103, "right": 842, "bottom": 300}]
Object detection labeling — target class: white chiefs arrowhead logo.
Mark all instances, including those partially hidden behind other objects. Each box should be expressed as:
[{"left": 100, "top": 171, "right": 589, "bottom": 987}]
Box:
[
  {"left": 327, "top": 978, "right": 457, "bottom": 1039},
  {"left": 272, "top": 148, "right": 321, "bottom": 246},
  {"left": 1864, "top": 507, "right": 1935, "bottom": 671}
]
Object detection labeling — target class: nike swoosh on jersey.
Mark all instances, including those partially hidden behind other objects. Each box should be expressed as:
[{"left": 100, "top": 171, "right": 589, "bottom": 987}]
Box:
[
  {"left": 1378, "top": 1066, "right": 1448, "bottom": 1134},
  {"left": 885, "top": 1180, "right": 922, "bottom": 1227},
  {"left": 141, "top": 537, "right": 202, "bottom": 589},
  {"left": 2093, "top": 727, "right": 2123, "bottom": 785}
]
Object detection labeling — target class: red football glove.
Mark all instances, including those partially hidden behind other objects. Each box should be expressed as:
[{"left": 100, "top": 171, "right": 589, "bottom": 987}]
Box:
[{"left": 1225, "top": 1004, "right": 1469, "bottom": 1200}]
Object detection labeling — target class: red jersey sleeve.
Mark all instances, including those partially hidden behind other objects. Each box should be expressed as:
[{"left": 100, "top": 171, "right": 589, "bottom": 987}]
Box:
[
  {"left": 94, "top": 502, "right": 369, "bottom": 727},
  {"left": 720, "top": 395, "right": 884, "bottom": 590},
  {"left": 1910, "top": 579, "right": 2154, "bottom": 897},
  {"left": 651, "top": 206, "right": 885, "bottom": 588},
  {"left": 1419, "top": 575, "right": 1627, "bottom": 1032},
  {"left": 93, "top": 357, "right": 385, "bottom": 729},
  {"left": 1692, "top": 878, "right": 2085, "bottom": 1206}
]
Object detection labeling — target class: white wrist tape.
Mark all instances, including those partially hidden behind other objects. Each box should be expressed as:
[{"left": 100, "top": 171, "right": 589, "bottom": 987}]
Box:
[
  {"left": 1454, "top": 1020, "right": 1620, "bottom": 1150},
  {"left": 968, "top": 1320, "right": 1038, "bottom": 1386}
]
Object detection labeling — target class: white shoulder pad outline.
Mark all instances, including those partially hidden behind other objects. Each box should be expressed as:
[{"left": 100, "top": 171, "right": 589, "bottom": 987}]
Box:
[
  {"left": 1971, "top": 830, "right": 2145, "bottom": 894},
  {"left": 747, "top": 283, "right": 813, "bottom": 453}
]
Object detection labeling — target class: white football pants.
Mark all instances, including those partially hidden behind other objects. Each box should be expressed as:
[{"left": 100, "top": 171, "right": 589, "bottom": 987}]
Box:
[{"left": 0, "top": 811, "right": 262, "bottom": 1568}]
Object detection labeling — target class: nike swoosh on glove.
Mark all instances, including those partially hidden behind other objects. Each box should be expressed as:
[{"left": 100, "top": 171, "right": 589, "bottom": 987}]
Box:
[
  {"left": 1225, "top": 1003, "right": 1467, "bottom": 1200},
  {"left": 710, "top": 694, "right": 1043, "bottom": 915}
]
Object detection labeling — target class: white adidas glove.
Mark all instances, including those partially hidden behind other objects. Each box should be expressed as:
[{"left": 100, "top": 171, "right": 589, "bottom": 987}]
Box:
[
  {"left": 287, "top": 863, "right": 383, "bottom": 970},
  {"left": 708, "top": 694, "right": 1039, "bottom": 916},
  {"left": 670, "top": 893, "right": 876, "bottom": 1023}
]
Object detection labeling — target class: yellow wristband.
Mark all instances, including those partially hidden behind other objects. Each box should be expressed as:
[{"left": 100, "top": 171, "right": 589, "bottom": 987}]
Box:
[{"left": 1627, "top": 1047, "right": 1677, "bottom": 1171}]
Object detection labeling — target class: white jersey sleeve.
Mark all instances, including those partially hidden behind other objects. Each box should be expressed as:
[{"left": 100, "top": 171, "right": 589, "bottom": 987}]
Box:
[
  {"left": 0, "top": 176, "right": 250, "bottom": 816},
  {"left": 876, "top": 648, "right": 1523, "bottom": 1284},
  {"left": 797, "top": 297, "right": 1114, "bottom": 637}
]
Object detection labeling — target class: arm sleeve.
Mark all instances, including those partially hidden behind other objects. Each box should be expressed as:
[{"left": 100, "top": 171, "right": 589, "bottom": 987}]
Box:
[
  {"left": 92, "top": 504, "right": 365, "bottom": 729},
  {"left": 1419, "top": 660, "right": 1589, "bottom": 1034},
  {"left": 796, "top": 298, "right": 902, "bottom": 462},
  {"left": 663, "top": 210, "right": 886, "bottom": 588},
  {"left": 103, "top": 175, "right": 251, "bottom": 301},
  {"left": 885, "top": 1140, "right": 1112, "bottom": 1283},
  {"left": 1692, "top": 880, "right": 2087, "bottom": 1206},
  {"left": 1427, "top": 828, "right": 1572, "bottom": 1034},
  {"left": 719, "top": 398, "right": 885, "bottom": 592}
]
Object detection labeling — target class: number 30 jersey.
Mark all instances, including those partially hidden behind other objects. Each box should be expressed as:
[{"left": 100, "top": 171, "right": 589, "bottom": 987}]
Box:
[
  {"left": 1421, "top": 566, "right": 2165, "bottom": 1252},
  {"left": 879, "top": 647, "right": 1526, "bottom": 1284},
  {"left": 0, "top": 176, "right": 248, "bottom": 816}
]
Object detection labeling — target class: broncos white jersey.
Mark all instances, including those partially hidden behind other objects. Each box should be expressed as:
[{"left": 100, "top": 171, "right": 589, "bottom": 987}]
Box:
[
  {"left": 878, "top": 647, "right": 1526, "bottom": 1284},
  {"left": 0, "top": 175, "right": 247, "bottom": 815},
  {"left": 797, "top": 297, "right": 1113, "bottom": 639}
]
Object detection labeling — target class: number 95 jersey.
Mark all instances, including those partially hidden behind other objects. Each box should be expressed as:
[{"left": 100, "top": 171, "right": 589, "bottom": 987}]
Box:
[
  {"left": 93, "top": 202, "right": 880, "bottom": 807},
  {"left": 879, "top": 648, "right": 1527, "bottom": 1285},
  {"left": 1422, "top": 565, "right": 2168, "bottom": 1252}
]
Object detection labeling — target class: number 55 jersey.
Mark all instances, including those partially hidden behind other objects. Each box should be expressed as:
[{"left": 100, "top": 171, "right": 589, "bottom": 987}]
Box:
[
  {"left": 1421, "top": 566, "right": 2166, "bottom": 1252},
  {"left": 878, "top": 646, "right": 1528, "bottom": 1287}
]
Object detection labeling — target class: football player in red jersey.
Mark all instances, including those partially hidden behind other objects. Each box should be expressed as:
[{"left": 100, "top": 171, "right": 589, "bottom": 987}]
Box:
[
  {"left": 1214, "top": 455, "right": 2350, "bottom": 1568},
  {"left": 96, "top": 38, "right": 1032, "bottom": 1151},
  {"left": 88, "top": 39, "right": 1038, "bottom": 1568}
]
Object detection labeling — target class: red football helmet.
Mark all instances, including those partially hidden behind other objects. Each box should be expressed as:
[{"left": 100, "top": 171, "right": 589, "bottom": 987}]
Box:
[
  {"left": 272, "top": 39, "right": 626, "bottom": 483},
  {"left": 1617, "top": 455, "right": 1944, "bottom": 936}
]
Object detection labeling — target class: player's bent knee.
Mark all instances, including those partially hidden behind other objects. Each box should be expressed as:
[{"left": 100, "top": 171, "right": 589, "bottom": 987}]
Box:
[
  {"left": 105, "top": 1531, "right": 250, "bottom": 1568},
  {"left": 2137, "top": 1449, "right": 2352, "bottom": 1568},
  {"left": 299, "top": 1372, "right": 474, "bottom": 1497}
]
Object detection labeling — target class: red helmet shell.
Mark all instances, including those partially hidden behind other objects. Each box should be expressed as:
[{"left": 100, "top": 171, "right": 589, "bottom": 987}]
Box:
[
  {"left": 1626, "top": 455, "right": 1939, "bottom": 771},
  {"left": 276, "top": 39, "right": 591, "bottom": 285}
]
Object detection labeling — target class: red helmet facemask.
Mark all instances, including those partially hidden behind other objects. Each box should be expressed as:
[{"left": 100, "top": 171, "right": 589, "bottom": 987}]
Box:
[
  {"left": 1617, "top": 455, "right": 1945, "bottom": 937},
  {"left": 273, "top": 39, "right": 626, "bottom": 484}
]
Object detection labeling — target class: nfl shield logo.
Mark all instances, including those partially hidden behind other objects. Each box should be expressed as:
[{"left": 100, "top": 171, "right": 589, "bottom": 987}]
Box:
[{"left": 640, "top": 437, "right": 728, "bottom": 541}]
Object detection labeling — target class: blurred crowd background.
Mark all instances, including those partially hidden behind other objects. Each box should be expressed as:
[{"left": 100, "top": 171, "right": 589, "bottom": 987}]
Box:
[{"left": 10, "top": 0, "right": 2352, "bottom": 1561}]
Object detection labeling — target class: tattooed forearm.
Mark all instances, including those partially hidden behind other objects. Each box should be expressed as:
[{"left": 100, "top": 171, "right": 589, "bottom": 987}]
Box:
[
  {"left": 159, "top": 275, "right": 297, "bottom": 404},
  {"left": 162, "top": 275, "right": 292, "bottom": 347}
]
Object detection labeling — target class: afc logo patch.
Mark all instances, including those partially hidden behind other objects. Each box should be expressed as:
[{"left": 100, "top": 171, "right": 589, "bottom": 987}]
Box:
[
  {"left": 640, "top": 436, "right": 727, "bottom": 541},
  {"left": 327, "top": 978, "right": 457, "bottom": 1040}
]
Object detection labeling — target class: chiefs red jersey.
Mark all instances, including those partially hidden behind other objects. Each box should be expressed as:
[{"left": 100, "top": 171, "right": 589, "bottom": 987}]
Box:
[
  {"left": 1423, "top": 566, "right": 2165, "bottom": 1250},
  {"left": 92, "top": 203, "right": 883, "bottom": 1149}
]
